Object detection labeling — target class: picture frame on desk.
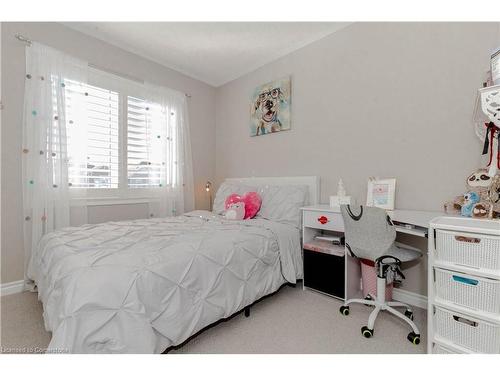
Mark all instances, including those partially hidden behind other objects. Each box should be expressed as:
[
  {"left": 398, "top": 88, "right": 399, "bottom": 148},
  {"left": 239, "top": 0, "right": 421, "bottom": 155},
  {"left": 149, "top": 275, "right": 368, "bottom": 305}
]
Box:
[{"left": 366, "top": 177, "right": 396, "bottom": 211}]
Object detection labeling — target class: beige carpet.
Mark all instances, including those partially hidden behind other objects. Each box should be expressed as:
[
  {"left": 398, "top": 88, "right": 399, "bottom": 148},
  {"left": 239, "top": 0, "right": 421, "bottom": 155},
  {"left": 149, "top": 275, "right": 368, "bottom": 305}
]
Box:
[{"left": 1, "top": 284, "right": 426, "bottom": 354}]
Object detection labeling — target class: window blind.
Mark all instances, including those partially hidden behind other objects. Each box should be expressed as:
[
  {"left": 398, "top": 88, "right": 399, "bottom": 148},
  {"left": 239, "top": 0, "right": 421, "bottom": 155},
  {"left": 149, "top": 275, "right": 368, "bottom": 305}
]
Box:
[
  {"left": 63, "top": 80, "right": 119, "bottom": 188},
  {"left": 127, "top": 96, "right": 168, "bottom": 188}
]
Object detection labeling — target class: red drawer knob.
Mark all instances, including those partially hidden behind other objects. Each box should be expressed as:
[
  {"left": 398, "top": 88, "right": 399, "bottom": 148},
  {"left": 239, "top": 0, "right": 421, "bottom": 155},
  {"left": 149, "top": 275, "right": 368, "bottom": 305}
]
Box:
[{"left": 318, "top": 215, "right": 328, "bottom": 224}]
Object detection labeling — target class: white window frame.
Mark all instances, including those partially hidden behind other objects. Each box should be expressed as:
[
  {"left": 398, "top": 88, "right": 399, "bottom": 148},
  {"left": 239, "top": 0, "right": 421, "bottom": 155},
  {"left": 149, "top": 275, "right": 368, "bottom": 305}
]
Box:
[{"left": 68, "top": 67, "right": 170, "bottom": 203}]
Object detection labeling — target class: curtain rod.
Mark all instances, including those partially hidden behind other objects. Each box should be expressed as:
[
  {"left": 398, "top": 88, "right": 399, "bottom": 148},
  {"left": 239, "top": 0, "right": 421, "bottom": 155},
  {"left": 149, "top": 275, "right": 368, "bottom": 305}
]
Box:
[{"left": 15, "top": 33, "right": 192, "bottom": 98}]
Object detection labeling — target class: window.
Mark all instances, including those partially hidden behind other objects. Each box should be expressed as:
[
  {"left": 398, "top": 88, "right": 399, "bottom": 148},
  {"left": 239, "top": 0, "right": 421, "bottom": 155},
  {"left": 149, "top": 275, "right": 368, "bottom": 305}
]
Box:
[
  {"left": 127, "top": 96, "right": 169, "bottom": 188},
  {"left": 63, "top": 79, "right": 119, "bottom": 188},
  {"left": 56, "top": 68, "right": 180, "bottom": 197}
]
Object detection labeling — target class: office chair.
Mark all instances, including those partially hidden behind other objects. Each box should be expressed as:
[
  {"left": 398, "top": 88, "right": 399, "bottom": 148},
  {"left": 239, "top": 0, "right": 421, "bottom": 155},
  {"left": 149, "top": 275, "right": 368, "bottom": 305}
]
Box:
[{"left": 339, "top": 205, "right": 422, "bottom": 345}]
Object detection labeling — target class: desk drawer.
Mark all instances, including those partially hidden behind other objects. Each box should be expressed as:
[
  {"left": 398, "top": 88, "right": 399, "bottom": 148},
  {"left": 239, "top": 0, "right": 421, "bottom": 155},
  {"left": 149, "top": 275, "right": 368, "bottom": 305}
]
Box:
[{"left": 303, "top": 211, "right": 344, "bottom": 231}]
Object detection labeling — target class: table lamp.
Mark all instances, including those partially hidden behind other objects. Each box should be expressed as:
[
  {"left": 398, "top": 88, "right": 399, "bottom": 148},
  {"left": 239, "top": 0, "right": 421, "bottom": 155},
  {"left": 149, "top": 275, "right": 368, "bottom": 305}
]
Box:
[{"left": 205, "top": 181, "right": 213, "bottom": 211}]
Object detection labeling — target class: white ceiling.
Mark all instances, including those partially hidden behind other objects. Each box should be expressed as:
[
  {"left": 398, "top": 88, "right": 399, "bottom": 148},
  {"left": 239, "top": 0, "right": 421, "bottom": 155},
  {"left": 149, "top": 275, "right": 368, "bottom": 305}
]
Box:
[{"left": 63, "top": 22, "right": 350, "bottom": 87}]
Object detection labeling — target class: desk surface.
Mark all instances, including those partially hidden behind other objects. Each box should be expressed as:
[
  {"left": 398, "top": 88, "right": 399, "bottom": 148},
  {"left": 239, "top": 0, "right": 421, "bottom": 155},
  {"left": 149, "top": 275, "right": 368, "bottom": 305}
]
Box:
[
  {"left": 390, "top": 209, "right": 445, "bottom": 229},
  {"left": 301, "top": 205, "right": 447, "bottom": 229}
]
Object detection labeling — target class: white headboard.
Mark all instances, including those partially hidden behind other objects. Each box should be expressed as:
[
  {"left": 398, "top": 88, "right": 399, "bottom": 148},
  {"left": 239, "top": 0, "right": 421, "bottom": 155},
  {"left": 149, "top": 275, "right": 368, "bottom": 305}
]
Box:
[{"left": 224, "top": 176, "right": 320, "bottom": 205}]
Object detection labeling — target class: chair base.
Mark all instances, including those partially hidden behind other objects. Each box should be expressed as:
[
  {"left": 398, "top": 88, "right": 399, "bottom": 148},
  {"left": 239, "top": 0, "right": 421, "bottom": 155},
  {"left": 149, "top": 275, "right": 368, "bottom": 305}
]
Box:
[{"left": 340, "top": 277, "right": 420, "bottom": 341}]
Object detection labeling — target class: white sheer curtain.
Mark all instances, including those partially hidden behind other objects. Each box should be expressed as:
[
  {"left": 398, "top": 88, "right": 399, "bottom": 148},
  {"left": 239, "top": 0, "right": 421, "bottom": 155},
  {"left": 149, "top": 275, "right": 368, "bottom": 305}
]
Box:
[
  {"left": 23, "top": 43, "right": 89, "bottom": 285},
  {"left": 22, "top": 43, "right": 194, "bottom": 286},
  {"left": 143, "top": 83, "right": 194, "bottom": 217}
]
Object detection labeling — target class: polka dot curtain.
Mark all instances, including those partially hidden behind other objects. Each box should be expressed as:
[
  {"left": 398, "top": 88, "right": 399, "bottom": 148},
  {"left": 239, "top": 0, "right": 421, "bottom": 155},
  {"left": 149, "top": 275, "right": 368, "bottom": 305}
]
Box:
[
  {"left": 140, "top": 83, "right": 194, "bottom": 218},
  {"left": 22, "top": 42, "right": 89, "bottom": 286}
]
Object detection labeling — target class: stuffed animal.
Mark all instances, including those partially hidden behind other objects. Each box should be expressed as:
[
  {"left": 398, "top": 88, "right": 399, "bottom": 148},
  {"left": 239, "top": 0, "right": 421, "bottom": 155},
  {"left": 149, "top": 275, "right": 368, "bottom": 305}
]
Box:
[
  {"left": 443, "top": 197, "right": 463, "bottom": 215},
  {"left": 224, "top": 192, "right": 262, "bottom": 219},
  {"left": 489, "top": 175, "right": 500, "bottom": 204},
  {"left": 444, "top": 167, "right": 500, "bottom": 219},
  {"left": 224, "top": 202, "right": 246, "bottom": 220},
  {"left": 461, "top": 192, "right": 480, "bottom": 217},
  {"left": 466, "top": 168, "right": 492, "bottom": 201},
  {"left": 471, "top": 202, "right": 491, "bottom": 218},
  {"left": 488, "top": 175, "right": 500, "bottom": 218}
]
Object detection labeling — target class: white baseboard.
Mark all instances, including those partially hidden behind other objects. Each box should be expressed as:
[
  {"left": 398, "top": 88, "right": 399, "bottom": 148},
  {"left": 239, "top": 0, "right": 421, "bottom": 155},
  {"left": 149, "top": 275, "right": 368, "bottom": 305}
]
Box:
[
  {"left": 392, "top": 288, "right": 427, "bottom": 310},
  {"left": 0, "top": 280, "right": 25, "bottom": 296}
]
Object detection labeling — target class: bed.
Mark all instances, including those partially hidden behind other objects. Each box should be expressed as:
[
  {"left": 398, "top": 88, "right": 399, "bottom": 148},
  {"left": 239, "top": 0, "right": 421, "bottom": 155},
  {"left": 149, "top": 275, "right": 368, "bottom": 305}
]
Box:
[{"left": 28, "top": 176, "right": 319, "bottom": 353}]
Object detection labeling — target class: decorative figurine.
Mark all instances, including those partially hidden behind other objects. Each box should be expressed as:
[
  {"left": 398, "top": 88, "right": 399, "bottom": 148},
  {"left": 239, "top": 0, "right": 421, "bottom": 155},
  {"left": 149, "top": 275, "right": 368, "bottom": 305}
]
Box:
[{"left": 330, "top": 178, "right": 351, "bottom": 208}]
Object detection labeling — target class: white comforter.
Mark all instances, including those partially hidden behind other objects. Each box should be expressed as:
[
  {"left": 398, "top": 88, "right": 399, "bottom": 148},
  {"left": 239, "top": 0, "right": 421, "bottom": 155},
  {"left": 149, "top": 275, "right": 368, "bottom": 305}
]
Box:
[{"left": 28, "top": 210, "right": 302, "bottom": 353}]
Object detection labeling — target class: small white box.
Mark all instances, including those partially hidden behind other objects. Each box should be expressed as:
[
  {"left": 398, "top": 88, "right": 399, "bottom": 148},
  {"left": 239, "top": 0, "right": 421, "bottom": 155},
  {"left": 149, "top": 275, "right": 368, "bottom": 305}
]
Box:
[{"left": 329, "top": 195, "right": 351, "bottom": 208}]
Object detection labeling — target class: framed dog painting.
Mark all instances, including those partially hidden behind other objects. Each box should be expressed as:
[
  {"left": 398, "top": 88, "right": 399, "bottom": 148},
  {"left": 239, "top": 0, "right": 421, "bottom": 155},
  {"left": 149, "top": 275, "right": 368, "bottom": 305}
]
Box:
[{"left": 250, "top": 77, "right": 291, "bottom": 136}]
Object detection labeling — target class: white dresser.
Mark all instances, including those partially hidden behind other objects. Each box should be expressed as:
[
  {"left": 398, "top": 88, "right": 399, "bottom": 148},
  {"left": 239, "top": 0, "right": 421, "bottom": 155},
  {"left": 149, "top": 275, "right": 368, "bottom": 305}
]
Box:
[{"left": 428, "top": 217, "right": 500, "bottom": 354}]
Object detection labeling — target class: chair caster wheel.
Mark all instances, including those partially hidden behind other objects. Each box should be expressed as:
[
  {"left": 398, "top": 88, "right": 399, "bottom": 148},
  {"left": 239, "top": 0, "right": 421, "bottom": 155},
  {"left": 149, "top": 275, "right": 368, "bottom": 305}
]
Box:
[
  {"left": 364, "top": 296, "right": 373, "bottom": 306},
  {"left": 361, "top": 326, "right": 374, "bottom": 338},
  {"left": 339, "top": 306, "right": 350, "bottom": 316},
  {"left": 407, "top": 332, "right": 420, "bottom": 345},
  {"left": 404, "top": 310, "right": 414, "bottom": 321}
]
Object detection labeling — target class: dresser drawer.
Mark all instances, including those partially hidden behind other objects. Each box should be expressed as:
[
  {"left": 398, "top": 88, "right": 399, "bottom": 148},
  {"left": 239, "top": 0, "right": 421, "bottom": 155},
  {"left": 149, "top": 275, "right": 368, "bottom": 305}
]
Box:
[
  {"left": 432, "top": 343, "right": 462, "bottom": 354},
  {"left": 434, "top": 306, "right": 500, "bottom": 353},
  {"left": 303, "top": 210, "right": 344, "bottom": 231},
  {"left": 435, "top": 230, "right": 500, "bottom": 272},
  {"left": 435, "top": 268, "right": 500, "bottom": 314}
]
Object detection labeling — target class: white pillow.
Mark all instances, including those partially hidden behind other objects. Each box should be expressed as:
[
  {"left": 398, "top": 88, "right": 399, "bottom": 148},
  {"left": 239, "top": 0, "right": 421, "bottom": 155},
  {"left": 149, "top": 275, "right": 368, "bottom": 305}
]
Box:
[
  {"left": 212, "top": 182, "right": 256, "bottom": 214},
  {"left": 257, "top": 185, "right": 309, "bottom": 228}
]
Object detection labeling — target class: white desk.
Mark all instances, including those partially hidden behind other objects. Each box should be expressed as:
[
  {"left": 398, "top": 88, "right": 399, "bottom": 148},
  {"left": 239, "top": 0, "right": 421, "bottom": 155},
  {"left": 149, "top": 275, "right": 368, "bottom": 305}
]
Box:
[
  {"left": 301, "top": 205, "right": 446, "bottom": 237},
  {"left": 300, "top": 205, "right": 449, "bottom": 302}
]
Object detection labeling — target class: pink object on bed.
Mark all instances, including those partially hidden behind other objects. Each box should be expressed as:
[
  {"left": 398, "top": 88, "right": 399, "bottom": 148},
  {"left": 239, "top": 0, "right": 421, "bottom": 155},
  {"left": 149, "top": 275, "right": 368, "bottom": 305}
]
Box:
[{"left": 225, "top": 192, "right": 262, "bottom": 219}]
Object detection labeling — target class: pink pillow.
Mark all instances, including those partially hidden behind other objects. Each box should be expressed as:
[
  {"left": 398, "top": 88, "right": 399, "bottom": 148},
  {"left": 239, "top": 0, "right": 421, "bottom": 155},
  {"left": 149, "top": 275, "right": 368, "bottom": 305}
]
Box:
[{"left": 225, "top": 192, "right": 262, "bottom": 219}]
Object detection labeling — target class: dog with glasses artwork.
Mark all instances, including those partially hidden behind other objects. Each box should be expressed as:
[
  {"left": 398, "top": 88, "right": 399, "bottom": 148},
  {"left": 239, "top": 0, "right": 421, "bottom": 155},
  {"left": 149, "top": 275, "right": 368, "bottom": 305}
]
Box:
[{"left": 250, "top": 77, "right": 291, "bottom": 136}]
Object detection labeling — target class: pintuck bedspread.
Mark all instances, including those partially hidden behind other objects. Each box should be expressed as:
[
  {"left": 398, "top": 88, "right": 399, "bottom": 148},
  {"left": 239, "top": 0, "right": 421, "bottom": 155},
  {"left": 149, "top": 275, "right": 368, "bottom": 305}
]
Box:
[{"left": 28, "top": 210, "right": 302, "bottom": 353}]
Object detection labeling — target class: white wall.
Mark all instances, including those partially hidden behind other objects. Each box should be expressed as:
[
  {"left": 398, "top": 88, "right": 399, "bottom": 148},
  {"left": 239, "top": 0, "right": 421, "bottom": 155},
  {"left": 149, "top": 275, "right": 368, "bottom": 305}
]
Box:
[
  {"left": 1, "top": 22, "right": 216, "bottom": 284},
  {"left": 215, "top": 22, "right": 500, "bottom": 296}
]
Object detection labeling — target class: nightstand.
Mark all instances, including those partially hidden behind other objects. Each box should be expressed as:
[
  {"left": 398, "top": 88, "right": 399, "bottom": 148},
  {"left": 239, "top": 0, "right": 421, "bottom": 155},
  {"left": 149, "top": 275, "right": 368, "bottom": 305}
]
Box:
[{"left": 301, "top": 205, "right": 347, "bottom": 300}]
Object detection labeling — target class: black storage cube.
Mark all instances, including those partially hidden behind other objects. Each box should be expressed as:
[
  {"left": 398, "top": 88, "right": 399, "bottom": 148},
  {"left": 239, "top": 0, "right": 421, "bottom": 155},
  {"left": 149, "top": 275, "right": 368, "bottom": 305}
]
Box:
[{"left": 303, "top": 249, "right": 345, "bottom": 299}]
